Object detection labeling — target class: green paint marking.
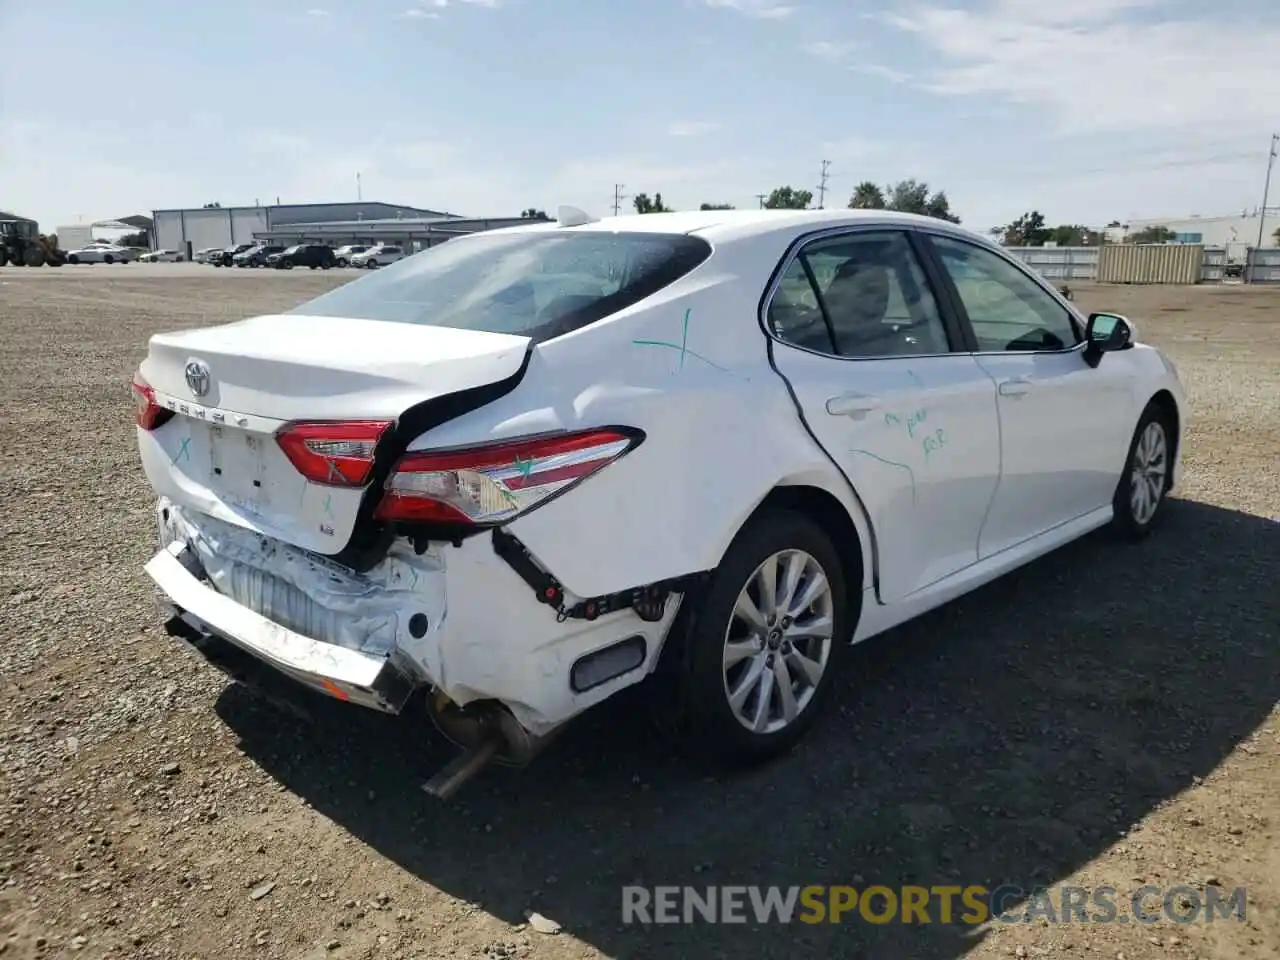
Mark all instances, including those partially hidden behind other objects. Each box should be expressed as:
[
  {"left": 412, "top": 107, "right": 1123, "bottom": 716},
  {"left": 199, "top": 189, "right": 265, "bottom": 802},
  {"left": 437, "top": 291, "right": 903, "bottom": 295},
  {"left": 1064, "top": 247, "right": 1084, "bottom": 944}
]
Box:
[
  {"left": 172, "top": 436, "right": 191, "bottom": 464},
  {"left": 323, "top": 493, "right": 334, "bottom": 518},
  {"left": 849, "top": 449, "right": 917, "bottom": 506},
  {"left": 513, "top": 454, "right": 535, "bottom": 479},
  {"left": 630, "top": 308, "right": 735, "bottom": 374}
]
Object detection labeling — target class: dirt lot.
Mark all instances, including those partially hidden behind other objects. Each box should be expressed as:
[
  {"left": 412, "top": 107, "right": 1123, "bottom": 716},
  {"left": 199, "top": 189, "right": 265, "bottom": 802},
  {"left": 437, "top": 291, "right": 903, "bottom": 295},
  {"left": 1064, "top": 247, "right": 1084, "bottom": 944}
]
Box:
[{"left": 1, "top": 267, "right": 1278, "bottom": 960}]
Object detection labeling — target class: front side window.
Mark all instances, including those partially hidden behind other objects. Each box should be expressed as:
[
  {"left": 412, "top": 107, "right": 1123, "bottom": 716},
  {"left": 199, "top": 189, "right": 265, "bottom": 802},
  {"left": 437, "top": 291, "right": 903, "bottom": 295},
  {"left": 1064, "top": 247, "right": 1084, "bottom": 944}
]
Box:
[
  {"left": 767, "top": 230, "right": 952, "bottom": 358},
  {"left": 930, "top": 235, "right": 1081, "bottom": 352},
  {"left": 290, "top": 230, "right": 713, "bottom": 342}
]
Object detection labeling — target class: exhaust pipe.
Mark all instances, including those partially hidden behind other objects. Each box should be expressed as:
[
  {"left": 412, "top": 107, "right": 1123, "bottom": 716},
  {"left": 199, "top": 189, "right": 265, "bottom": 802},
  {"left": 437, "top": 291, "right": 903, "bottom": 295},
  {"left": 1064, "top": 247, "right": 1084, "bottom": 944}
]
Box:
[{"left": 421, "top": 691, "right": 563, "bottom": 799}]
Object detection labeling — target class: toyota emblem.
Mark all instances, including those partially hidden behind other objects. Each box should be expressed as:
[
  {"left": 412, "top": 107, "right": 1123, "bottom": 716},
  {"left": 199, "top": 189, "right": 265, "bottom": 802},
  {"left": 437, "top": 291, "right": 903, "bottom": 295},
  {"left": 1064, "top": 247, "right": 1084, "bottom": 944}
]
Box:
[{"left": 184, "top": 359, "right": 211, "bottom": 397}]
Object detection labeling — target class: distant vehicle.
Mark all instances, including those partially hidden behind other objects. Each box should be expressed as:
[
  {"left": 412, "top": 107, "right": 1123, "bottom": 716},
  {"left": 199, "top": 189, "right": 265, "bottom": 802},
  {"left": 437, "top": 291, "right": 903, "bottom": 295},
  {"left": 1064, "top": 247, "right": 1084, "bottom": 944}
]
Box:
[
  {"left": 193, "top": 248, "right": 222, "bottom": 264},
  {"left": 333, "top": 244, "right": 370, "bottom": 268},
  {"left": 66, "top": 244, "right": 135, "bottom": 264},
  {"left": 349, "top": 244, "right": 406, "bottom": 269},
  {"left": 233, "top": 244, "right": 286, "bottom": 268},
  {"left": 138, "top": 249, "right": 185, "bottom": 263},
  {"left": 209, "top": 243, "right": 257, "bottom": 267},
  {"left": 266, "top": 244, "right": 336, "bottom": 270}
]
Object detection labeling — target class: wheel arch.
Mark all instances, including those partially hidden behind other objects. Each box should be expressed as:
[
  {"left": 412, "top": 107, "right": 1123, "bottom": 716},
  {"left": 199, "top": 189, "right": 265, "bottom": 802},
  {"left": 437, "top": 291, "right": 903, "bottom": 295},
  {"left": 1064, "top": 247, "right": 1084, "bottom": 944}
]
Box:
[{"left": 1146, "top": 388, "right": 1180, "bottom": 490}]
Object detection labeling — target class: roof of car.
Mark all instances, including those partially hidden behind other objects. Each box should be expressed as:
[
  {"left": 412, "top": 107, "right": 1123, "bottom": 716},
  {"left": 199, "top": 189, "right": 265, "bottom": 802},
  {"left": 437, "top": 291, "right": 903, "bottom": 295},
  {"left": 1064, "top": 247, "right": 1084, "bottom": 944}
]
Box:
[{"left": 477, "top": 208, "right": 987, "bottom": 246}]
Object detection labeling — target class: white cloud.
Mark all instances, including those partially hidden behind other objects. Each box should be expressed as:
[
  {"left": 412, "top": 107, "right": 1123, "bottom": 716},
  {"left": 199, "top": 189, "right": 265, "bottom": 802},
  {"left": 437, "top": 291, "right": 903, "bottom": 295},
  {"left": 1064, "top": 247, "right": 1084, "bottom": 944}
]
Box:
[
  {"left": 667, "top": 120, "right": 719, "bottom": 137},
  {"left": 850, "top": 63, "right": 909, "bottom": 83},
  {"left": 881, "top": 0, "right": 1280, "bottom": 135},
  {"left": 305, "top": 8, "right": 330, "bottom": 16},
  {"left": 801, "top": 40, "right": 859, "bottom": 60},
  {"left": 705, "top": 0, "right": 795, "bottom": 21},
  {"left": 397, "top": 7, "right": 441, "bottom": 18}
]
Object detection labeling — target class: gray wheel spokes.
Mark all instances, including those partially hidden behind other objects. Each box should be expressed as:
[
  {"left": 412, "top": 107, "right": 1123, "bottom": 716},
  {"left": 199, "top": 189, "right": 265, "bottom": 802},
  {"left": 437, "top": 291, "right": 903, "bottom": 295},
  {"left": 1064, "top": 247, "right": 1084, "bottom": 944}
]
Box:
[{"left": 722, "top": 548, "right": 835, "bottom": 736}]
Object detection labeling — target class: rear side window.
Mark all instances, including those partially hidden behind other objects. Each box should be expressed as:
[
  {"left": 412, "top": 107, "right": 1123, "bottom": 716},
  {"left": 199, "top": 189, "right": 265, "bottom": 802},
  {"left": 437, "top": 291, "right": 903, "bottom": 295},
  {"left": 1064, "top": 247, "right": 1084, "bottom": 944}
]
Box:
[{"left": 289, "top": 231, "right": 714, "bottom": 342}]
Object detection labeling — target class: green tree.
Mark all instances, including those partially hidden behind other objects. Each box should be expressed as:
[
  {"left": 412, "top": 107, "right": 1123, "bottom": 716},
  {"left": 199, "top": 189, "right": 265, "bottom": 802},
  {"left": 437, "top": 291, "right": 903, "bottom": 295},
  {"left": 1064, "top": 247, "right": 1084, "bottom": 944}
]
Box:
[
  {"left": 1125, "top": 225, "right": 1176, "bottom": 244},
  {"left": 1048, "top": 224, "right": 1099, "bottom": 246},
  {"left": 633, "top": 192, "right": 673, "bottom": 214},
  {"left": 884, "top": 179, "right": 960, "bottom": 222},
  {"left": 117, "top": 231, "right": 149, "bottom": 249},
  {"left": 848, "top": 181, "right": 886, "bottom": 209},
  {"left": 520, "top": 208, "right": 549, "bottom": 220},
  {"left": 998, "top": 211, "right": 1050, "bottom": 246},
  {"left": 699, "top": 202, "right": 736, "bottom": 210},
  {"left": 764, "top": 186, "right": 812, "bottom": 209}
]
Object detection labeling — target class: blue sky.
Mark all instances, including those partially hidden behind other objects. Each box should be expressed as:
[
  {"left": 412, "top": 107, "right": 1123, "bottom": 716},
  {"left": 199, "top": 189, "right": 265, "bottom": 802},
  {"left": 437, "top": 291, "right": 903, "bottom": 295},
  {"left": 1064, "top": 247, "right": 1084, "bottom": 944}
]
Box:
[{"left": 2, "top": 0, "right": 1275, "bottom": 232}]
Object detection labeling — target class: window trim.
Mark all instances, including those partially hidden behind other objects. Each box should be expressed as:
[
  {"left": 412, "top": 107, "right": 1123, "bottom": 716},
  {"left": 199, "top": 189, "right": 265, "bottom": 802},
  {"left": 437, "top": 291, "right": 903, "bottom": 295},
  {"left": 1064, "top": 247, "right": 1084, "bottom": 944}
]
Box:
[
  {"left": 757, "top": 225, "right": 970, "bottom": 362},
  {"left": 915, "top": 230, "right": 1088, "bottom": 357}
]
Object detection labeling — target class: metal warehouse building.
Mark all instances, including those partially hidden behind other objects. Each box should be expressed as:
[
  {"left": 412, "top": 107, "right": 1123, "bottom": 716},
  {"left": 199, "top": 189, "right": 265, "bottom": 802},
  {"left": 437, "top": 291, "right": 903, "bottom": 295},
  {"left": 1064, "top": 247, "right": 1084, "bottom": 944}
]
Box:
[
  {"left": 151, "top": 201, "right": 455, "bottom": 254},
  {"left": 253, "top": 215, "right": 538, "bottom": 250}
]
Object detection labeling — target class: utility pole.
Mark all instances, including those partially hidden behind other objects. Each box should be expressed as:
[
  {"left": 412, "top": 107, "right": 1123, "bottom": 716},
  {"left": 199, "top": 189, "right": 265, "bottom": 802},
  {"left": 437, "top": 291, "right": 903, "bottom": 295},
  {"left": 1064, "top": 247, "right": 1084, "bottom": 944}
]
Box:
[
  {"left": 356, "top": 172, "right": 362, "bottom": 202},
  {"left": 816, "top": 159, "right": 831, "bottom": 209},
  {"left": 612, "top": 184, "right": 628, "bottom": 216},
  {"left": 1252, "top": 133, "right": 1278, "bottom": 282},
  {"left": 756, "top": 193, "right": 768, "bottom": 209}
]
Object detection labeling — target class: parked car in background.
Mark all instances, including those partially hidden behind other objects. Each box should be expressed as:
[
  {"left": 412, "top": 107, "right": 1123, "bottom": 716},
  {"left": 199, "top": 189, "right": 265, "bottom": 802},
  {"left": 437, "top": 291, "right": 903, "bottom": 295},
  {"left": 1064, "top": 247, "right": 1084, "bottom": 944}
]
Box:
[
  {"left": 209, "top": 243, "right": 256, "bottom": 267},
  {"left": 233, "top": 244, "right": 286, "bottom": 268},
  {"left": 349, "top": 243, "right": 406, "bottom": 269},
  {"left": 266, "top": 244, "right": 336, "bottom": 270},
  {"left": 138, "top": 249, "right": 186, "bottom": 263},
  {"left": 131, "top": 208, "right": 1186, "bottom": 797},
  {"left": 193, "top": 248, "right": 220, "bottom": 264},
  {"left": 333, "top": 244, "right": 370, "bottom": 267},
  {"left": 66, "top": 243, "right": 136, "bottom": 264}
]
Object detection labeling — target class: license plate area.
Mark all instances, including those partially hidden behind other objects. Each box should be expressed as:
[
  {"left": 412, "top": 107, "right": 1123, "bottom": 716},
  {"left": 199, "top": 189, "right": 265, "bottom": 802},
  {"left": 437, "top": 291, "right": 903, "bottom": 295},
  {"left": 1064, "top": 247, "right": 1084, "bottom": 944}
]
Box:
[{"left": 204, "top": 422, "right": 272, "bottom": 509}]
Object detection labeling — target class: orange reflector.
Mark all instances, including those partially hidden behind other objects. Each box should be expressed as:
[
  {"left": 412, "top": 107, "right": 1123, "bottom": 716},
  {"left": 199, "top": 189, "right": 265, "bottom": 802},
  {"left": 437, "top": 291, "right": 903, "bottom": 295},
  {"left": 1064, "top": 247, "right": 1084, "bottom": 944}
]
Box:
[{"left": 321, "top": 679, "right": 350, "bottom": 702}]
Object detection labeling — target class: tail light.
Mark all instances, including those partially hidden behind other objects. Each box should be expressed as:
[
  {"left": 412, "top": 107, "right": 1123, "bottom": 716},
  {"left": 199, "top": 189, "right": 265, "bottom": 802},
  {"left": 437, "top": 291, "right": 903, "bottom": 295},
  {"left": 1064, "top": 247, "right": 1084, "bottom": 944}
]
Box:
[
  {"left": 131, "top": 370, "right": 174, "bottom": 431},
  {"left": 374, "top": 428, "right": 641, "bottom": 526},
  {"left": 276, "top": 420, "right": 393, "bottom": 486}
]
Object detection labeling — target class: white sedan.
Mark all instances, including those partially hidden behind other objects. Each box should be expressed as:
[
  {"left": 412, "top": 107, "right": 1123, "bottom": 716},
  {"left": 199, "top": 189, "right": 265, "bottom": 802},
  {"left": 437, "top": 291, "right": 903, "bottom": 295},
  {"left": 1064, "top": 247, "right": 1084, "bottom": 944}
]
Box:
[
  {"left": 131, "top": 208, "right": 1184, "bottom": 795},
  {"left": 138, "top": 249, "right": 185, "bottom": 263},
  {"left": 348, "top": 244, "right": 406, "bottom": 268},
  {"left": 66, "top": 243, "right": 135, "bottom": 264}
]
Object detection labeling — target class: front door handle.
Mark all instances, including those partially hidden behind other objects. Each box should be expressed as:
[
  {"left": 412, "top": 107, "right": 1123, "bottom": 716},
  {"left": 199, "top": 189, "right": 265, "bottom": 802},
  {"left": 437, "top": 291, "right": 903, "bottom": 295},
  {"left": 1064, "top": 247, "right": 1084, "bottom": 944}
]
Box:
[
  {"left": 826, "top": 393, "right": 882, "bottom": 418},
  {"left": 998, "top": 378, "right": 1031, "bottom": 398}
]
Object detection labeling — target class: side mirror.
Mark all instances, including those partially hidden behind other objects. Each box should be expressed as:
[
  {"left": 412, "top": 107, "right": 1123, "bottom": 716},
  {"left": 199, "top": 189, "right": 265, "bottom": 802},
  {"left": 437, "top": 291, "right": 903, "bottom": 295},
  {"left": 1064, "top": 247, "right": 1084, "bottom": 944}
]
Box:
[{"left": 1083, "top": 312, "right": 1134, "bottom": 366}]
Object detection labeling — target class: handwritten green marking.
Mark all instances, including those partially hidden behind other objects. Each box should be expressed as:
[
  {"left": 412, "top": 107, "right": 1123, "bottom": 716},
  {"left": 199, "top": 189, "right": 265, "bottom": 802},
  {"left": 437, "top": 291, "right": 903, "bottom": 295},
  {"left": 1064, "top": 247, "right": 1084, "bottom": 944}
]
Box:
[
  {"left": 923, "top": 428, "right": 947, "bottom": 457},
  {"left": 323, "top": 493, "right": 334, "bottom": 518},
  {"left": 631, "top": 308, "right": 734, "bottom": 374},
  {"left": 172, "top": 436, "right": 191, "bottom": 464},
  {"left": 513, "top": 454, "right": 535, "bottom": 480},
  {"left": 849, "top": 449, "right": 917, "bottom": 506}
]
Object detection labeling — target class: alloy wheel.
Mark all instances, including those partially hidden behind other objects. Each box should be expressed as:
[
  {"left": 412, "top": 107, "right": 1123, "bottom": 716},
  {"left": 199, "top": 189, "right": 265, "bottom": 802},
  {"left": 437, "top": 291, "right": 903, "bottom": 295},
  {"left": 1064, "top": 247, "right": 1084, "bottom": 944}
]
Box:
[
  {"left": 721, "top": 549, "right": 834, "bottom": 735},
  {"left": 1130, "top": 420, "right": 1167, "bottom": 525}
]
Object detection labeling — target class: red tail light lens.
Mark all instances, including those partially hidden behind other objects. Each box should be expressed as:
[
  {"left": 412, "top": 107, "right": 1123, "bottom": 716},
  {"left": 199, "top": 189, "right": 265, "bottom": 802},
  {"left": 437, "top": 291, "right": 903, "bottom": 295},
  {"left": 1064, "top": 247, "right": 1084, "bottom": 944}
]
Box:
[
  {"left": 374, "top": 428, "right": 640, "bottom": 526},
  {"left": 131, "top": 371, "right": 174, "bottom": 431},
  {"left": 276, "top": 420, "right": 393, "bottom": 486}
]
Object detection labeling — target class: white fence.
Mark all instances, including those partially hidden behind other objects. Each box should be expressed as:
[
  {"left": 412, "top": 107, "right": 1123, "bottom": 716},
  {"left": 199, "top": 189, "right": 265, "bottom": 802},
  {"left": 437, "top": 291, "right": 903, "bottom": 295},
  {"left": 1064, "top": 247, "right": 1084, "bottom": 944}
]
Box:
[{"left": 1004, "top": 245, "right": 1280, "bottom": 284}]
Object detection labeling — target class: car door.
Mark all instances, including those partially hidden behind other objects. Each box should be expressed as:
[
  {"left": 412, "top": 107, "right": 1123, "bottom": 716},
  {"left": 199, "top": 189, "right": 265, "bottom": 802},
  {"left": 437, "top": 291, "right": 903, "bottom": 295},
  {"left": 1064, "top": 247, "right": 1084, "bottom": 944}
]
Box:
[
  {"left": 765, "top": 228, "right": 1001, "bottom": 603},
  {"left": 921, "top": 232, "right": 1135, "bottom": 557}
]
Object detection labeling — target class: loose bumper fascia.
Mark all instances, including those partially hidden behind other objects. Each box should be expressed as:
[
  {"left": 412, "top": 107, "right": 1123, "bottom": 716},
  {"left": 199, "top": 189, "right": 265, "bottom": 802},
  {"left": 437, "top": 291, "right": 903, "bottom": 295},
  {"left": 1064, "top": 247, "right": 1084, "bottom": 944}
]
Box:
[{"left": 145, "top": 541, "right": 420, "bottom": 714}]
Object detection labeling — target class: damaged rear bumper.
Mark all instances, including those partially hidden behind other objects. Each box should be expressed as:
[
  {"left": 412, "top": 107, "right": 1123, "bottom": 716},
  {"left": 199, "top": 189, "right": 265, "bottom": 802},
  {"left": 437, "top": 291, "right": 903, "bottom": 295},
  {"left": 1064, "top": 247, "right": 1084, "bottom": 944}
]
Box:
[{"left": 147, "top": 541, "right": 420, "bottom": 713}]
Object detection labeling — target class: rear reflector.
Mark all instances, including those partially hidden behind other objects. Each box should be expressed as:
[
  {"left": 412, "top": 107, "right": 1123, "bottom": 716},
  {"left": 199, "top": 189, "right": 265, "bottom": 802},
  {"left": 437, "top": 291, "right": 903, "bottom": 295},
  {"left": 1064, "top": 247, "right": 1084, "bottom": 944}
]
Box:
[
  {"left": 132, "top": 370, "right": 175, "bottom": 431},
  {"left": 374, "top": 428, "right": 641, "bottom": 527},
  {"left": 275, "top": 420, "right": 393, "bottom": 486}
]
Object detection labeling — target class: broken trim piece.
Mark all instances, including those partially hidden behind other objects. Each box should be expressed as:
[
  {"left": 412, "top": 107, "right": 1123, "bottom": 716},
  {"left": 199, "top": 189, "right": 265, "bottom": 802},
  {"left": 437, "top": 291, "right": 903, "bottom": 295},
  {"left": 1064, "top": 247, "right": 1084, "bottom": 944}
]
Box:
[{"left": 490, "top": 527, "right": 708, "bottom": 623}]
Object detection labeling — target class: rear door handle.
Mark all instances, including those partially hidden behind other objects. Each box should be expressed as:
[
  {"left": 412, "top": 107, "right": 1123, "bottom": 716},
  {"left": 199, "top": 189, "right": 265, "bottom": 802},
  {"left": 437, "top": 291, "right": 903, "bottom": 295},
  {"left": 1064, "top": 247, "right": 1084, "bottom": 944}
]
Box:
[
  {"left": 998, "top": 378, "right": 1031, "bottom": 398},
  {"left": 826, "top": 393, "right": 882, "bottom": 418}
]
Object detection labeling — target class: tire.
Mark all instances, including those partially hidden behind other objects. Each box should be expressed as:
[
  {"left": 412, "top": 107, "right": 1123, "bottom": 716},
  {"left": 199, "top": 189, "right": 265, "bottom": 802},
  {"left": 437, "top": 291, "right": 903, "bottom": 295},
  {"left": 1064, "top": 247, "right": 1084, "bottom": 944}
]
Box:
[
  {"left": 102, "top": 255, "right": 113, "bottom": 264},
  {"left": 67, "top": 254, "right": 78, "bottom": 265},
  {"left": 660, "top": 509, "right": 853, "bottom": 766},
  {"left": 1111, "top": 402, "right": 1173, "bottom": 540}
]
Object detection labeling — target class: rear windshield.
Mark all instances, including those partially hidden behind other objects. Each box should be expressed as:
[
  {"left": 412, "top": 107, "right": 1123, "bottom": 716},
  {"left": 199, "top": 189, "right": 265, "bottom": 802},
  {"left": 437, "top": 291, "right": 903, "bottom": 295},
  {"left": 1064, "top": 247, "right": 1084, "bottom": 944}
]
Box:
[{"left": 289, "top": 230, "right": 713, "bottom": 342}]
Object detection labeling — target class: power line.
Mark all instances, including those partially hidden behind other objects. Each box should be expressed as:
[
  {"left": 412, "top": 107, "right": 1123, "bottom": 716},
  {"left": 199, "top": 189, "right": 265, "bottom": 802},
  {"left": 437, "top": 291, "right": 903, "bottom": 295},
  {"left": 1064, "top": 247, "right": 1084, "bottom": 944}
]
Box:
[
  {"left": 816, "top": 160, "right": 831, "bottom": 209},
  {"left": 611, "top": 184, "right": 628, "bottom": 216}
]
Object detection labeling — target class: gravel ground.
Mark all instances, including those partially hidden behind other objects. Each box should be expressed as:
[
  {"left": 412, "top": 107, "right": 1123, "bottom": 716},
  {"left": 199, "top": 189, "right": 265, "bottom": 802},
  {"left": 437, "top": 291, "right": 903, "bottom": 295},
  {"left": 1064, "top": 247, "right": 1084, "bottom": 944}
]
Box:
[{"left": 1, "top": 267, "right": 1278, "bottom": 960}]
